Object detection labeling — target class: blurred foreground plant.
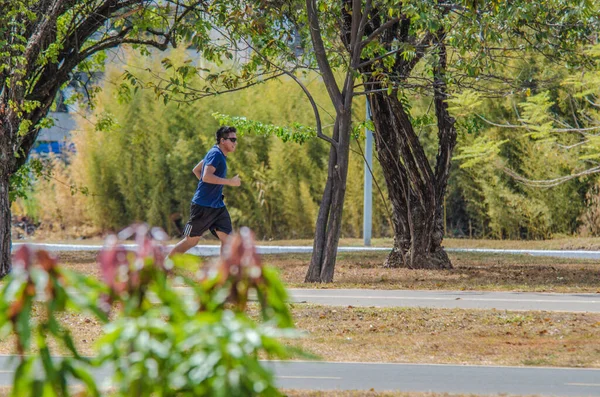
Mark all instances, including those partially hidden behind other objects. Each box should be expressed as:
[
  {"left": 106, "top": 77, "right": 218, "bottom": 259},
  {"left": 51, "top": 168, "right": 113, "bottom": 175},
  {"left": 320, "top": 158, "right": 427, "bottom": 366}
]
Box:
[
  {"left": 0, "top": 225, "right": 299, "bottom": 396},
  {"left": 0, "top": 244, "right": 109, "bottom": 396}
]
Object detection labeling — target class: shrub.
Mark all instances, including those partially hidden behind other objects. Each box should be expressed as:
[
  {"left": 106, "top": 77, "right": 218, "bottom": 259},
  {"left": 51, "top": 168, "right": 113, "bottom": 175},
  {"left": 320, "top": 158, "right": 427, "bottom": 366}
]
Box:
[{"left": 0, "top": 225, "right": 298, "bottom": 396}]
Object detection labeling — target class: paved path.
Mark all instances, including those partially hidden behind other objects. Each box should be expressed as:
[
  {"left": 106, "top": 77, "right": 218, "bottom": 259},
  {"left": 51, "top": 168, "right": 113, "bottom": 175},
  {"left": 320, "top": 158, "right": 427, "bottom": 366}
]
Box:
[
  {"left": 267, "top": 361, "right": 600, "bottom": 396},
  {"left": 285, "top": 288, "right": 600, "bottom": 313},
  {"left": 12, "top": 242, "right": 600, "bottom": 260},
  {"left": 149, "top": 287, "right": 600, "bottom": 313},
  {"left": 12, "top": 243, "right": 386, "bottom": 256},
  {"left": 0, "top": 356, "right": 599, "bottom": 396},
  {"left": 447, "top": 248, "right": 600, "bottom": 260}
]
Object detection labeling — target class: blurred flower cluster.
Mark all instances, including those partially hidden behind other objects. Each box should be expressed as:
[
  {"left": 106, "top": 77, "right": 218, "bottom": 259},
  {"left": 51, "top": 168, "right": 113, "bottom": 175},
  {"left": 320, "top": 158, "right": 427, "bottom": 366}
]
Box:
[{"left": 0, "top": 225, "right": 299, "bottom": 397}]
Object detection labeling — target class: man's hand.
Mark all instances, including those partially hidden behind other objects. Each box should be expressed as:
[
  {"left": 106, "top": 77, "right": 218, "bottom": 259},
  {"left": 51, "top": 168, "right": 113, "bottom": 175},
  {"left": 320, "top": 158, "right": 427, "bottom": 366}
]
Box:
[{"left": 229, "top": 175, "right": 241, "bottom": 186}]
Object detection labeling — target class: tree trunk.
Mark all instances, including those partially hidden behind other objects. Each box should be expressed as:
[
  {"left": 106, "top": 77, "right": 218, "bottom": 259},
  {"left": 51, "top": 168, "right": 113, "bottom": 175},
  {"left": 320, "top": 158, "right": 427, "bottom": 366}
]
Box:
[
  {"left": 305, "top": 146, "right": 335, "bottom": 282},
  {"left": 0, "top": 157, "right": 11, "bottom": 278},
  {"left": 369, "top": 92, "right": 453, "bottom": 270},
  {"left": 305, "top": 112, "right": 352, "bottom": 283},
  {"left": 303, "top": 0, "right": 361, "bottom": 283}
]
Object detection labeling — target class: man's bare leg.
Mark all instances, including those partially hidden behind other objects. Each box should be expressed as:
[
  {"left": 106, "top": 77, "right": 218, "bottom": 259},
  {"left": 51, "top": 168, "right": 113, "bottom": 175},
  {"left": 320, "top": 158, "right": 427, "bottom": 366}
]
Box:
[
  {"left": 215, "top": 231, "right": 230, "bottom": 256},
  {"left": 168, "top": 235, "right": 201, "bottom": 258}
]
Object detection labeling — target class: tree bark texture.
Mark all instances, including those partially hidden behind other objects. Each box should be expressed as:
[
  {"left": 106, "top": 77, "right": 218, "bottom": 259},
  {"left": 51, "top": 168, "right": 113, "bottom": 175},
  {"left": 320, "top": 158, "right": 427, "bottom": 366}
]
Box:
[
  {"left": 305, "top": 131, "right": 336, "bottom": 282},
  {"left": 0, "top": 129, "right": 13, "bottom": 277},
  {"left": 358, "top": 13, "right": 457, "bottom": 270},
  {"left": 305, "top": 111, "right": 353, "bottom": 282},
  {"left": 0, "top": 170, "right": 10, "bottom": 277},
  {"left": 369, "top": 91, "right": 454, "bottom": 270},
  {"left": 304, "top": 0, "right": 359, "bottom": 283}
]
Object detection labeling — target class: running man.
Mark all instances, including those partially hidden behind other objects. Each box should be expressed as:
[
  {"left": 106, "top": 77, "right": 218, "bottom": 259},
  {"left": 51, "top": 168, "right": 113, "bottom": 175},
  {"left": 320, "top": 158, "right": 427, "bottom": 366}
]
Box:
[{"left": 168, "top": 126, "right": 241, "bottom": 257}]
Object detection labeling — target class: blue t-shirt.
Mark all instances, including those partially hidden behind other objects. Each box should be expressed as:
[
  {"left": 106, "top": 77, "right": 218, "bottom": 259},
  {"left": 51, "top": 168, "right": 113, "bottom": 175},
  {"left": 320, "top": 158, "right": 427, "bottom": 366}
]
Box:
[{"left": 192, "top": 145, "right": 227, "bottom": 208}]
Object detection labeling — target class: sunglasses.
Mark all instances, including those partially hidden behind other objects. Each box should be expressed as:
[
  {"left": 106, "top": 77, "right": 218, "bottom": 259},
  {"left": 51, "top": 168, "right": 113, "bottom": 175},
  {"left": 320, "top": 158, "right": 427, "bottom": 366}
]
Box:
[{"left": 223, "top": 137, "right": 237, "bottom": 143}]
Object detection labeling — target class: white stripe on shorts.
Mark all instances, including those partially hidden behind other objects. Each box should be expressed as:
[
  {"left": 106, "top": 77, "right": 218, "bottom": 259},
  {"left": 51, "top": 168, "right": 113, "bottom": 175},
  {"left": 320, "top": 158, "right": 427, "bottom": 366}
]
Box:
[{"left": 184, "top": 224, "right": 191, "bottom": 236}]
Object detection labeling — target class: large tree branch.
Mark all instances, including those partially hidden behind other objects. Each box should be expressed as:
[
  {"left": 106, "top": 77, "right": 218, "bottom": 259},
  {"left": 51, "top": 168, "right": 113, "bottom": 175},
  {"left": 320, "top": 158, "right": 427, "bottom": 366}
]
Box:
[
  {"left": 144, "top": 0, "right": 206, "bottom": 48},
  {"left": 79, "top": 31, "right": 170, "bottom": 60},
  {"left": 477, "top": 114, "right": 600, "bottom": 134},
  {"left": 31, "top": 0, "right": 165, "bottom": 99},
  {"left": 352, "top": 136, "right": 395, "bottom": 231},
  {"left": 360, "top": 17, "right": 400, "bottom": 48},
  {"left": 400, "top": 31, "right": 434, "bottom": 77},
  {"left": 23, "top": 0, "right": 66, "bottom": 76},
  {"left": 370, "top": 92, "right": 427, "bottom": 212},
  {"left": 306, "top": 0, "right": 343, "bottom": 113},
  {"left": 136, "top": 70, "right": 287, "bottom": 103},
  {"left": 349, "top": 0, "right": 370, "bottom": 70},
  {"left": 65, "top": 0, "right": 140, "bottom": 56},
  {"left": 357, "top": 0, "right": 372, "bottom": 46},
  {"left": 357, "top": 31, "right": 433, "bottom": 72},
  {"left": 227, "top": 36, "right": 337, "bottom": 148},
  {"left": 504, "top": 165, "right": 600, "bottom": 188},
  {"left": 432, "top": 29, "right": 457, "bottom": 204},
  {"left": 356, "top": 47, "right": 406, "bottom": 69},
  {"left": 349, "top": 0, "right": 361, "bottom": 52},
  {"left": 16, "top": 0, "right": 189, "bottom": 167}
]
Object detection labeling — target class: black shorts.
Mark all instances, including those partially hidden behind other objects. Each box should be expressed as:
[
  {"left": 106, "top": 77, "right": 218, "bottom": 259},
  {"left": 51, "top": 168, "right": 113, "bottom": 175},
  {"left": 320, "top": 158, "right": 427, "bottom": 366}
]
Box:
[{"left": 183, "top": 203, "right": 233, "bottom": 238}]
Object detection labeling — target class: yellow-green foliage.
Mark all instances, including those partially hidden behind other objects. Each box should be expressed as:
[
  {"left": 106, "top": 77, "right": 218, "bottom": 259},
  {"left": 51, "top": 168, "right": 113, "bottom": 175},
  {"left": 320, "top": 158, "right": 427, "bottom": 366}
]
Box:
[
  {"left": 29, "top": 48, "right": 391, "bottom": 239},
  {"left": 13, "top": 156, "right": 97, "bottom": 238},
  {"left": 451, "top": 53, "right": 594, "bottom": 239}
]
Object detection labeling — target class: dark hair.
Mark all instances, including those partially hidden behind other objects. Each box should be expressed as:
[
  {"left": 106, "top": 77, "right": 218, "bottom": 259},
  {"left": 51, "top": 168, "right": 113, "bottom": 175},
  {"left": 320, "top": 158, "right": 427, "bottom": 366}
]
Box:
[{"left": 216, "top": 126, "right": 237, "bottom": 143}]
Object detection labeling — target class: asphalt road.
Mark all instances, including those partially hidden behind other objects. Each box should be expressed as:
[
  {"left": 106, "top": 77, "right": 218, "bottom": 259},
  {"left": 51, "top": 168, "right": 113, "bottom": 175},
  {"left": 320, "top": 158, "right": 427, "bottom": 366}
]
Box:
[
  {"left": 267, "top": 361, "right": 600, "bottom": 396},
  {"left": 1, "top": 356, "right": 599, "bottom": 396},
  {"left": 286, "top": 288, "right": 600, "bottom": 312},
  {"left": 164, "top": 288, "right": 600, "bottom": 313}
]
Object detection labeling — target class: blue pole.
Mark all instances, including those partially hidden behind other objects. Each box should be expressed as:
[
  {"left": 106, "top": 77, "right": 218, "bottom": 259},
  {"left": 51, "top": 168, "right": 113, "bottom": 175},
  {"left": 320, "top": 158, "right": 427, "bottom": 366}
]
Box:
[{"left": 364, "top": 99, "right": 373, "bottom": 246}]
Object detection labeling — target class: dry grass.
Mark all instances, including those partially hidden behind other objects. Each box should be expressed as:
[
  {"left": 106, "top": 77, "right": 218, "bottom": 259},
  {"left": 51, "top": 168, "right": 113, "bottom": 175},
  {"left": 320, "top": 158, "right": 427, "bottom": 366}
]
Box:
[
  {"left": 0, "top": 305, "right": 104, "bottom": 357},
  {"left": 272, "top": 305, "right": 600, "bottom": 368},
  {"left": 2, "top": 304, "right": 598, "bottom": 369},
  {"left": 269, "top": 251, "right": 600, "bottom": 292},
  {"left": 51, "top": 251, "right": 600, "bottom": 293}
]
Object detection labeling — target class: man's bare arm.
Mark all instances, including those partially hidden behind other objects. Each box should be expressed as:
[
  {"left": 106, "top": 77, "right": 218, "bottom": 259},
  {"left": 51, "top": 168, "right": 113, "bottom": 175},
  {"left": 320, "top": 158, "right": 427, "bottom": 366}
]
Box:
[
  {"left": 193, "top": 160, "right": 204, "bottom": 180},
  {"left": 202, "top": 165, "right": 241, "bottom": 186}
]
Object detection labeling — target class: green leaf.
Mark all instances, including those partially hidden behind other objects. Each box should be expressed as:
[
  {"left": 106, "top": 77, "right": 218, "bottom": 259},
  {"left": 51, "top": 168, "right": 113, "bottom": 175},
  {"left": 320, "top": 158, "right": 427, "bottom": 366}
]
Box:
[
  {"left": 65, "top": 363, "right": 100, "bottom": 397},
  {"left": 12, "top": 357, "right": 35, "bottom": 397}
]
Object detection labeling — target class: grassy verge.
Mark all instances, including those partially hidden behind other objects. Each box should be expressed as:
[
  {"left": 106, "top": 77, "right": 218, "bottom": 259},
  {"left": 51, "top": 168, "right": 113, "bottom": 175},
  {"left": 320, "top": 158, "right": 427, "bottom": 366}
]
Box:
[
  {"left": 2, "top": 304, "right": 598, "bottom": 368},
  {"left": 272, "top": 251, "right": 600, "bottom": 292},
  {"left": 54, "top": 251, "right": 600, "bottom": 292},
  {"left": 278, "top": 305, "right": 600, "bottom": 368}
]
